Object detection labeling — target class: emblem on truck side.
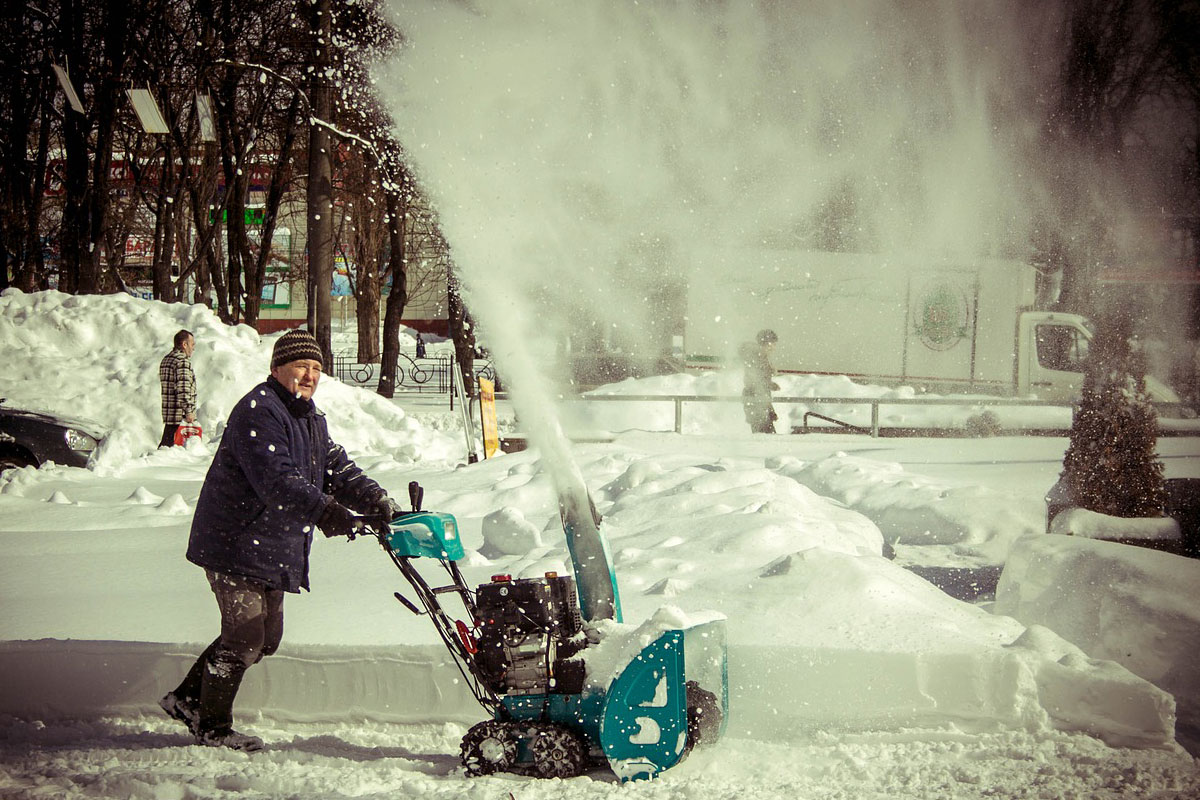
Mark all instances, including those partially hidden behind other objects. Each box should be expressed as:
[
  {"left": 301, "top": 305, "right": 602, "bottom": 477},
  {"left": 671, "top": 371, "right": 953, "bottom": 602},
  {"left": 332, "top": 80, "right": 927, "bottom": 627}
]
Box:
[{"left": 912, "top": 280, "right": 970, "bottom": 351}]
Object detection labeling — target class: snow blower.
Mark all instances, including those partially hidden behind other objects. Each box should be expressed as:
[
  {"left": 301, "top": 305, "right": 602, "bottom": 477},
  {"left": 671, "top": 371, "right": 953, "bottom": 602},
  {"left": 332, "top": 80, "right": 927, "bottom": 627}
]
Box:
[{"left": 358, "top": 480, "right": 728, "bottom": 782}]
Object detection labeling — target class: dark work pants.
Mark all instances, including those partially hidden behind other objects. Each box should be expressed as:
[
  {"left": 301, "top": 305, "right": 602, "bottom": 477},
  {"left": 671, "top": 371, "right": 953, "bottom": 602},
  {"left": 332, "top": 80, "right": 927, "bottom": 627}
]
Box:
[
  {"left": 171, "top": 570, "right": 284, "bottom": 731},
  {"left": 159, "top": 424, "right": 180, "bottom": 448},
  {"left": 744, "top": 400, "right": 777, "bottom": 434},
  {"left": 205, "top": 569, "right": 285, "bottom": 671}
]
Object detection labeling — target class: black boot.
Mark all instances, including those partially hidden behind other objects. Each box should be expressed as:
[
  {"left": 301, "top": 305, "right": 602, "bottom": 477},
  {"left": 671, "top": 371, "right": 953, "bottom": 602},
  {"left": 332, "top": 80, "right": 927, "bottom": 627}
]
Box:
[
  {"left": 194, "top": 650, "right": 263, "bottom": 752},
  {"left": 159, "top": 638, "right": 218, "bottom": 732}
]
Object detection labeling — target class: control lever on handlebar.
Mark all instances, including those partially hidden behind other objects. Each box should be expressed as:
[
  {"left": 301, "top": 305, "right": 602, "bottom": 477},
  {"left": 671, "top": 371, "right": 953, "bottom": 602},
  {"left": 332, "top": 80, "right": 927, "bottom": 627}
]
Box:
[{"left": 346, "top": 514, "right": 389, "bottom": 542}]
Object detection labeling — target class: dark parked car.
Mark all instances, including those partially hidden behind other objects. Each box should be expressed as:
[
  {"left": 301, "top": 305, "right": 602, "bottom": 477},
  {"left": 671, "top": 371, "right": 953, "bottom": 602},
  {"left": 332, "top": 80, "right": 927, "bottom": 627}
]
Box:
[{"left": 0, "top": 399, "right": 105, "bottom": 471}]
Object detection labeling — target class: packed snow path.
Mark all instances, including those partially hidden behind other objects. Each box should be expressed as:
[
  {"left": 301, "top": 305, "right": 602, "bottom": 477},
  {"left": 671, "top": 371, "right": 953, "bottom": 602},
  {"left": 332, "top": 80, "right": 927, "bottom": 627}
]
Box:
[{"left": 2, "top": 714, "right": 1198, "bottom": 800}]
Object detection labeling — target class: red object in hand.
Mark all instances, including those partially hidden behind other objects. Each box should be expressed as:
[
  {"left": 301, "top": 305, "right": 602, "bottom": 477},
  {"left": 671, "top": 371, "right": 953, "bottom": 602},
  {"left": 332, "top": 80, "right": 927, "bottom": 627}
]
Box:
[{"left": 174, "top": 423, "right": 202, "bottom": 446}]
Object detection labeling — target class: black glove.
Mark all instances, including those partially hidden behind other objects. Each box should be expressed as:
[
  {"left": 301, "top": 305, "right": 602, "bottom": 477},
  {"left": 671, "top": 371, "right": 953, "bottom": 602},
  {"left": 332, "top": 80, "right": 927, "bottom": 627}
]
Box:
[
  {"left": 365, "top": 495, "right": 403, "bottom": 533},
  {"left": 318, "top": 501, "right": 364, "bottom": 538}
]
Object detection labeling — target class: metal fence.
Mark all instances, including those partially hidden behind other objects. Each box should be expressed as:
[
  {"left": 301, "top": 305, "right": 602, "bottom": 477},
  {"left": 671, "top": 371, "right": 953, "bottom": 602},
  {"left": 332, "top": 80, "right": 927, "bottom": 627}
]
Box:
[
  {"left": 333, "top": 350, "right": 498, "bottom": 401},
  {"left": 578, "top": 393, "right": 1198, "bottom": 437},
  {"left": 328, "top": 355, "right": 1198, "bottom": 437}
]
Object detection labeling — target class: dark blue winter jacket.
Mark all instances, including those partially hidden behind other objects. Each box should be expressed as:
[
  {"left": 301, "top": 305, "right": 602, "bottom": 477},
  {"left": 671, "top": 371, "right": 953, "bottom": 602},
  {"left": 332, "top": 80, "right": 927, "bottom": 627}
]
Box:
[{"left": 187, "top": 376, "right": 383, "bottom": 592}]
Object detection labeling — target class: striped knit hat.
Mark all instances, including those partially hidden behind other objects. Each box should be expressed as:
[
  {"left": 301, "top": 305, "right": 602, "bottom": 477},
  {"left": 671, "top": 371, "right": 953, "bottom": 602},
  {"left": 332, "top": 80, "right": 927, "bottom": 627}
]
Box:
[{"left": 271, "top": 330, "right": 323, "bottom": 369}]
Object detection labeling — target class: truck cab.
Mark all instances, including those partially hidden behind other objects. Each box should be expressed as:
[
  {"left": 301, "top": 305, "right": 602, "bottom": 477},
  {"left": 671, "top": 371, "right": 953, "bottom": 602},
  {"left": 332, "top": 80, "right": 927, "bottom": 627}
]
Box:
[{"left": 1016, "top": 311, "right": 1180, "bottom": 404}]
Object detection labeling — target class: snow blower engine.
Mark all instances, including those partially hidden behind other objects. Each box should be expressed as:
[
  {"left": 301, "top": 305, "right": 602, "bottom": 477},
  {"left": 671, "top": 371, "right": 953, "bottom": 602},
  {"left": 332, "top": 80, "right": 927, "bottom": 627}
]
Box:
[{"left": 358, "top": 480, "right": 728, "bottom": 782}]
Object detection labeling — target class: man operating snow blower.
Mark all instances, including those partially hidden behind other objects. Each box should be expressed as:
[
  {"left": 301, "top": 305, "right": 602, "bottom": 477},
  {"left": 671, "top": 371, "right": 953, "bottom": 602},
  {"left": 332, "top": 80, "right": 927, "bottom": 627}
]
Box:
[{"left": 160, "top": 329, "right": 402, "bottom": 751}]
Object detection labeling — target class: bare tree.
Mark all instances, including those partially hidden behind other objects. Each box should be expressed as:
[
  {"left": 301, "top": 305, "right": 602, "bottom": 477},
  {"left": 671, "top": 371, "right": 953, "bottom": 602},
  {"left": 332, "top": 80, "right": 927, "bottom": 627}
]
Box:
[
  {"left": 1157, "top": 0, "right": 1200, "bottom": 216},
  {"left": 342, "top": 155, "right": 384, "bottom": 364},
  {"left": 1046, "top": 0, "right": 1176, "bottom": 312},
  {"left": 447, "top": 262, "right": 476, "bottom": 397},
  {"left": 376, "top": 163, "right": 410, "bottom": 399},
  {"left": 54, "top": 0, "right": 161, "bottom": 295},
  {"left": 306, "top": 0, "right": 334, "bottom": 364},
  {"left": 0, "top": 3, "right": 57, "bottom": 292},
  {"left": 2, "top": 0, "right": 455, "bottom": 366}
]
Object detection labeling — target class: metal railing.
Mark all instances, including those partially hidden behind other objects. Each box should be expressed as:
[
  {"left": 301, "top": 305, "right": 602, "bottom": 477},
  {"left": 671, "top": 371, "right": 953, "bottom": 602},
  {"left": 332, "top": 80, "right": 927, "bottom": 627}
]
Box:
[
  {"left": 578, "top": 393, "right": 1197, "bottom": 437},
  {"left": 325, "top": 357, "right": 1198, "bottom": 437},
  {"left": 333, "top": 351, "right": 498, "bottom": 403}
]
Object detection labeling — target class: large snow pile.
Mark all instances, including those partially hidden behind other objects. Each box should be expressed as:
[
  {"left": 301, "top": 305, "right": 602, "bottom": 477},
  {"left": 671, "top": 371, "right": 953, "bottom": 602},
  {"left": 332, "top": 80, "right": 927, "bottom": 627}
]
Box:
[
  {"left": 0, "top": 288, "right": 461, "bottom": 469},
  {"left": 996, "top": 534, "right": 1200, "bottom": 739}
]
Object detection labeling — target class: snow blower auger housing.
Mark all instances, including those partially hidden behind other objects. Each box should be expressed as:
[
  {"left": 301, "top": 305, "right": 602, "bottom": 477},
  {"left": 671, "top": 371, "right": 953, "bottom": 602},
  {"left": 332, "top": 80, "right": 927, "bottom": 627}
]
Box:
[{"left": 362, "top": 480, "right": 728, "bottom": 782}]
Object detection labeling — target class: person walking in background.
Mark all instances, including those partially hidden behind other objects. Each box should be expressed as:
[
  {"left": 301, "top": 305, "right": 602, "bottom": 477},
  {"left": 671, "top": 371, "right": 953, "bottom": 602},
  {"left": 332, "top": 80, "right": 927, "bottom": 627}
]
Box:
[
  {"left": 159, "top": 330, "right": 402, "bottom": 751},
  {"left": 740, "top": 328, "right": 780, "bottom": 434},
  {"left": 415, "top": 332, "right": 427, "bottom": 359},
  {"left": 159, "top": 329, "right": 197, "bottom": 447}
]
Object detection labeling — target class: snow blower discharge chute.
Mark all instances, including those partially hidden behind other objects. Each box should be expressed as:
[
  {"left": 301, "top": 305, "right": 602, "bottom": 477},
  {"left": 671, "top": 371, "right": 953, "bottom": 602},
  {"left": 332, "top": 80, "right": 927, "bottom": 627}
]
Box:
[{"left": 356, "top": 481, "right": 728, "bottom": 781}]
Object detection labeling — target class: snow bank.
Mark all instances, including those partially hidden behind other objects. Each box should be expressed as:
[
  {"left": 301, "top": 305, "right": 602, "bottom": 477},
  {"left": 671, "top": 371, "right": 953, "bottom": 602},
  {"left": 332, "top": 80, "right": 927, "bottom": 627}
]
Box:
[
  {"left": 995, "top": 534, "right": 1200, "bottom": 736},
  {"left": 1050, "top": 507, "right": 1182, "bottom": 541},
  {"left": 0, "top": 640, "right": 481, "bottom": 724},
  {"left": 773, "top": 453, "right": 1043, "bottom": 564},
  {"left": 728, "top": 547, "right": 1175, "bottom": 748},
  {"left": 0, "top": 289, "right": 462, "bottom": 469}
]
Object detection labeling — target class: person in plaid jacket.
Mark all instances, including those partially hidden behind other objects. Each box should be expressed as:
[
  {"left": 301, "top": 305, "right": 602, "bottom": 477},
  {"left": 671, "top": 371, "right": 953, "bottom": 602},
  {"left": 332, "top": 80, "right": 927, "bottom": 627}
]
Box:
[{"left": 159, "top": 329, "right": 197, "bottom": 447}]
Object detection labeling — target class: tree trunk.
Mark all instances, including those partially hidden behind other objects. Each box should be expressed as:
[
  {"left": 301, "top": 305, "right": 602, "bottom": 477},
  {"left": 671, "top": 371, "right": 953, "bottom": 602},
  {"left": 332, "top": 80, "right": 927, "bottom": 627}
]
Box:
[
  {"left": 307, "top": 0, "right": 334, "bottom": 362},
  {"left": 1, "top": 37, "right": 50, "bottom": 292},
  {"left": 24, "top": 75, "right": 50, "bottom": 291},
  {"left": 81, "top": 3, "right": 131, "bottom": 294},
  {"left": 179, "top": 144, "right": 221, "bottom": 305},
  {"left": 352, "top": 161, "right": 381, "bottom": 364},
  {"left": 245, "top": 93, "right": 300, "bottom": 330},
  {"left": 355, "top": 256, "right": 380, "bottom": 363},
  {"left": 60, "top": 101, "right": 89, "bottom": 295},
  {"left": 151, "top": 147, "right": 174, "bottom": 300},
  {"left": 224, "top": 170, "right": 249, "bottom": 323},
  {"left": 377, "top": 189, "right": 408, "bottom": 399},
  {"left": 447, "top": 266, "right": 475, "bottom": 397}
]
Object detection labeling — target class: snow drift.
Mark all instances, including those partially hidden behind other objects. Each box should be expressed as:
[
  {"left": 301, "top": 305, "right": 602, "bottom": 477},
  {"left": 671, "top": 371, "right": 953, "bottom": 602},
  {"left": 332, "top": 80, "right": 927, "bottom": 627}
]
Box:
[{"left": 996, "top": 534, "right": 1200, "bottom": 741}]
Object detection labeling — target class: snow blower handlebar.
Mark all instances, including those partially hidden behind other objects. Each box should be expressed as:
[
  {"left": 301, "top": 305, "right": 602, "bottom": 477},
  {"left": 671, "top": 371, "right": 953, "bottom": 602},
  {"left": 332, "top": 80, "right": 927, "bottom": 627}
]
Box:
[
  {"left": 352, "top": 483, "right": 501, "bottom": 713},
  {"left": 344, "top": 481, "right": 428, "bottom": 542}
]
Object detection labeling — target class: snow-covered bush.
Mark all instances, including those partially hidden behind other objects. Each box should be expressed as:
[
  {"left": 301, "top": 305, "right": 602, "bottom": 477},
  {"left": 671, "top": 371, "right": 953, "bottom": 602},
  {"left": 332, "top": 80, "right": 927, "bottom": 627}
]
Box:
[{"left": 1059, "top": 307, "right": 1165, "bottom": 518}]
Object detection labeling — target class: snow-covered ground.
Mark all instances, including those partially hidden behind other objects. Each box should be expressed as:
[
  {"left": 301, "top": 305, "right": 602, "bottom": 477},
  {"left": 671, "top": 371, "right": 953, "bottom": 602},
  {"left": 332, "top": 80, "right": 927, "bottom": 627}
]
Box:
[{"left": 2, "top": 290, "right": 1199, "bottom": 799}]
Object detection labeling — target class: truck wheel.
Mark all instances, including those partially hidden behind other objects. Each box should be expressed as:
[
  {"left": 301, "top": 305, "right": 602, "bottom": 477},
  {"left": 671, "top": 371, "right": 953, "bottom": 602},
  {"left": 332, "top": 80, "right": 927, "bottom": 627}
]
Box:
[
  {"left": 684, "top": 680, "right": 722, "bottom": 753},
  {"left": 528, "top": 723, "right": 587, "bottom": 779},
  {"left": 460, "top": 720, "right": 518, "bottom": 776}
]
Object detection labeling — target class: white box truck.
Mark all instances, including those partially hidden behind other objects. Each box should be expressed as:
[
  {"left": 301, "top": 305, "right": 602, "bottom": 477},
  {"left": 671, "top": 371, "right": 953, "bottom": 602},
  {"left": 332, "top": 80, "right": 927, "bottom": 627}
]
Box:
[{"left": 683, "top": 249, "right": 1180, "bottom": 403}]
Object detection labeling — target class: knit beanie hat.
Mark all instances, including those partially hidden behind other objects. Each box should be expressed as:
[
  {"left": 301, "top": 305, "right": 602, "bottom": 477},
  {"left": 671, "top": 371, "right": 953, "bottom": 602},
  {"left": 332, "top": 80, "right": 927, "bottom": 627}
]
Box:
[{"left": 271, "top": 330, "right": 324, "bottom": 369}]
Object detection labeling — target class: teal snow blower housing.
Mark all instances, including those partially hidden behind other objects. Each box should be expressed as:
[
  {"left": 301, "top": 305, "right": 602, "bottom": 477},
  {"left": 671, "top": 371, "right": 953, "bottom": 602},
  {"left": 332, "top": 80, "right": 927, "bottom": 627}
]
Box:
[{"left": 363, "top": 481, "right": 727, "bottom": 781}]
